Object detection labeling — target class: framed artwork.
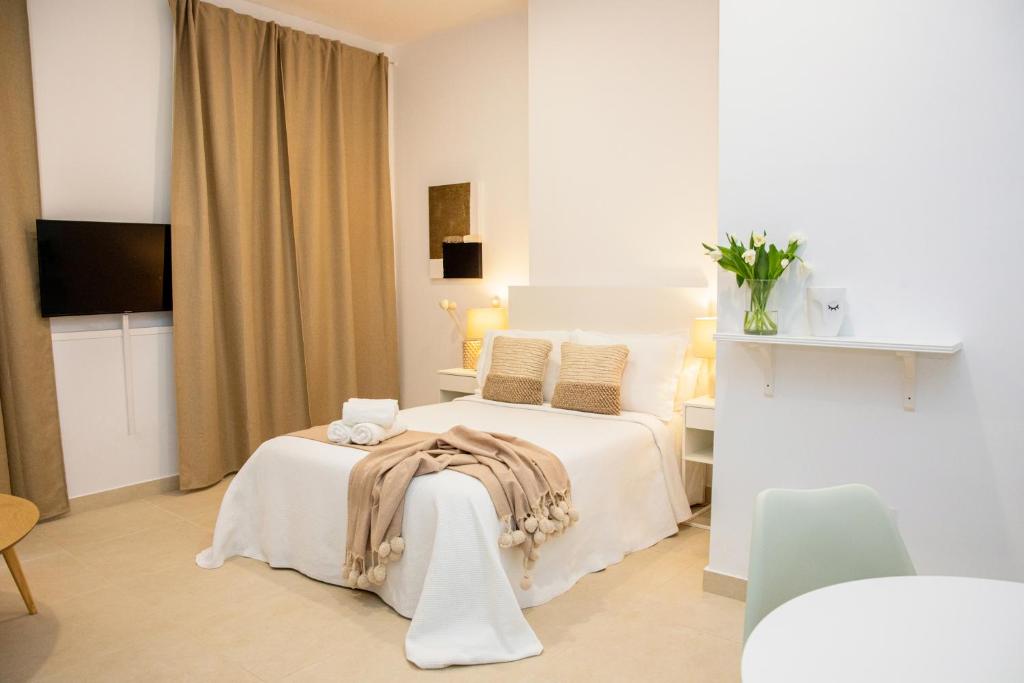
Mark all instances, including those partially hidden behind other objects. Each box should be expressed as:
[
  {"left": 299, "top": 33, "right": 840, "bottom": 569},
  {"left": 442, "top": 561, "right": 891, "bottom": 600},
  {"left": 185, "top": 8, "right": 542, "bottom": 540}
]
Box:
[{"left": 428, "top": 182, "right": 480, "bottom": 279}]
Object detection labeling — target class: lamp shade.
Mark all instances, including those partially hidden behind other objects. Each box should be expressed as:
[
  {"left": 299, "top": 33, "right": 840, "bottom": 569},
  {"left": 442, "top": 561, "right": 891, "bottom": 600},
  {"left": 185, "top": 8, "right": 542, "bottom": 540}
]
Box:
[
  {"left": 466, "top": 306, "right": 508, "bottom": 339},
  {"left": 691, "top": 316, "right": 717, "bottom": 359}
]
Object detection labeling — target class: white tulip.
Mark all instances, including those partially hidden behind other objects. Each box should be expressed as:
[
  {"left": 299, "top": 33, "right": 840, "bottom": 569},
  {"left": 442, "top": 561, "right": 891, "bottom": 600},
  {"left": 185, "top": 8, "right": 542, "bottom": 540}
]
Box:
[
  {"left": 788, "top": 231, "right": 807, "bottom": 245},
  {"left": 799, "top": 260, "right": 813, "bottom": 277},
  {"left": 752, "top": 233, "right": 766, "bottom": 248},
  {"left": 742, "top": 249, "right": 756, "bottom": 266},
  {"left": 708, "top": 248, "right": 723, "bottom": 262},
  {"left": 781, "top": 258, "right": 790, "bottom": 268}
]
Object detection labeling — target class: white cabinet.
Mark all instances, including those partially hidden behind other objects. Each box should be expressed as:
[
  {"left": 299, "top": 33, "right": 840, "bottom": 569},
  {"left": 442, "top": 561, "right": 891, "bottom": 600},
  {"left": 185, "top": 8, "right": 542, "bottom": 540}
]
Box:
[
  {"left": 438, "top": 368, "right": 478, "bottom": 402},
  {"left": 683, "top": 395, "right": 714, "bottom": 530}
]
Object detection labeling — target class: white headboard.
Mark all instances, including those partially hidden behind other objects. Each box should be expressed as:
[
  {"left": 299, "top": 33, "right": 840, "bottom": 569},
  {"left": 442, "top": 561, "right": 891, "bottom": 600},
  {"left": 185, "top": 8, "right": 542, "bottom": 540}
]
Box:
[{"left": 508, "top": 287, "right": 709, "bottom": 335}]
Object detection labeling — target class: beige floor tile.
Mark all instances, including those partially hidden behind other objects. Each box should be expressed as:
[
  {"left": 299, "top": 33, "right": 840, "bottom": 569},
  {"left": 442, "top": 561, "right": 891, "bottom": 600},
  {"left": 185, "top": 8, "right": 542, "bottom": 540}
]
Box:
[
  {"left": 0, "top": 583, "right": 189, "bottom": 681},
  {"left": 694, "top": 505, "right": 713, "bottom": 526},
  {"left": 70, "top": 519, "right": 213, "bottom": 584},
  {"left": 643, "top": 582, "right": 746, "bottom": 643},
  {"left": 420, "top": 627, "right": 740, "bottom": 683},
  {"left": 642, "top": 627, "right": 743, "bottom": 683},
  {"left": 31, "top": 499, "right": 183, "bottom": 554},
  {"left": 8, "top": 529, "right": 65, "bottom": 563},
  {"left": 148, "top": 476, "right": 234, "bottom": 520},
  {"left": 0, "top": 549, "right": 110, "bottom": 605},
  {"left": 32, "top": 633, "right": 263, "bottom": 683},
  {"left": 514, "top": 610, "right": 740, "bottom": 682},
  {"left": 179, "top": 503, "right": 223, "bottom": 531},
  {"left": 189, "top": 590, "right": 401, "bottom": 680},
  {"left": 112, "top": 558, "right": 290, "bottom": 628},
  {"left": 0, "top": 480, "right": 744, "bottom": 682},
  {"left": 283, "top": 626, "right": 417, "bottom": 682}
]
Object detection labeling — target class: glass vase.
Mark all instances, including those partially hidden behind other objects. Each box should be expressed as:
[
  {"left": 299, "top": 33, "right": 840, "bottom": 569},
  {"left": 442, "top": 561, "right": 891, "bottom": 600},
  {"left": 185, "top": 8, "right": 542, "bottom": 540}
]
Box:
[{"left": 743, "top": 279, "right": 779, "bottom": 335}]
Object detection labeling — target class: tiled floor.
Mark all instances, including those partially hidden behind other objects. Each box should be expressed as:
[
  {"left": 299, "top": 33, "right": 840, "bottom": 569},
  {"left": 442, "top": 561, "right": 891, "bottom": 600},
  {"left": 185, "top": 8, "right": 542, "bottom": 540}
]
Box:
[{"left": 0, "top": 479, "right": 744, "bottom": 682}]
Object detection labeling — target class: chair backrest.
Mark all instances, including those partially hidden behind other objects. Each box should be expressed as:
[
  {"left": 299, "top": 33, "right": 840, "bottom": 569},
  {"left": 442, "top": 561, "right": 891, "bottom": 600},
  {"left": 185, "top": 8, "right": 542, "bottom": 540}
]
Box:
[{"left": 743, "top": 484, "right": 916, "bottom": 642}]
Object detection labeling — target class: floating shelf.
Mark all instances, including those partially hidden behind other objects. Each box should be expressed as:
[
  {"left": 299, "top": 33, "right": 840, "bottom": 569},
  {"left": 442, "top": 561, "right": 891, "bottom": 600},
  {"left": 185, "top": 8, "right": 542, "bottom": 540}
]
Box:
[
  {"left": 714, "top": 333, "right": 961, "bottom": 355},
  {"left": 715, "top": 333, "right": 962, "bottom": 411}
]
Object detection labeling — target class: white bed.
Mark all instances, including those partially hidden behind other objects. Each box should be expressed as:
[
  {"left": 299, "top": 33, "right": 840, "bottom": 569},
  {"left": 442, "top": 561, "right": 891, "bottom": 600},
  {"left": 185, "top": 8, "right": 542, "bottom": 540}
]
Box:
[{"left": 196, "top": 286, "right": 709, "bottom": 668}]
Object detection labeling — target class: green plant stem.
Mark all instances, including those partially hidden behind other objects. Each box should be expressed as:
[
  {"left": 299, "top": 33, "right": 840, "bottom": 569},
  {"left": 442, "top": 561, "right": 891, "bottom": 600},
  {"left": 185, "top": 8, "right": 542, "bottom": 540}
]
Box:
[{"left": 744, "top": 280, "right": 779, "bottom": 335}]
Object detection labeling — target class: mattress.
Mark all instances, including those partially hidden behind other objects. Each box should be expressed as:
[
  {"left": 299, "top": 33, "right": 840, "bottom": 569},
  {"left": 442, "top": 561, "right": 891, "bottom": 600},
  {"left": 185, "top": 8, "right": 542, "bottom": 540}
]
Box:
[{"left": 196, "top": 395, "right": 690, "bottom": 667}]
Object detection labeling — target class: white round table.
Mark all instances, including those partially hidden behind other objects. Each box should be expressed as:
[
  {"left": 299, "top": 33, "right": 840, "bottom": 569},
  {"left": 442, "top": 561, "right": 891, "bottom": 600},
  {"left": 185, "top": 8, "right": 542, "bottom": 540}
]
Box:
[{"left": 742, "top": 576, "right": 1024, "bottom": 682}]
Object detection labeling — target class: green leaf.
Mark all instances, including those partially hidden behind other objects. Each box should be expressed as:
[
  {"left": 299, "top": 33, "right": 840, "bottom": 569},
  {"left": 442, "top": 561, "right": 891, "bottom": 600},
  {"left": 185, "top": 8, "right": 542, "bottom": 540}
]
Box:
[
  {"left": 755, "top": 247, "right": 769, "bottom": 279},
  {"left": 736, "top": 273, "right": 744, "bottom": 287}
]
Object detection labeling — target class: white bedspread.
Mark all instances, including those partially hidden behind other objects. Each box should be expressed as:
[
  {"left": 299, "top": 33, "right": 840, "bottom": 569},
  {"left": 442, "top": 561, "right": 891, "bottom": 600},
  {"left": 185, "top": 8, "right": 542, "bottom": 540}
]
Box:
[{"left": 196, "top": 395, "right": 689, "bottom": 668}]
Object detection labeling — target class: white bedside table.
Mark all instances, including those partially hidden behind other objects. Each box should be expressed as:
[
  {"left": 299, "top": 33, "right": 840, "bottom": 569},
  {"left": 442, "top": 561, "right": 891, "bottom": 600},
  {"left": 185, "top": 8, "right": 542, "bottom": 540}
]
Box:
[
  {"left": 683, "top": 395, "right": 714, "bottom": 530},
  {"left": 438, "top": 368, "right": 478, "bottom": 402}
]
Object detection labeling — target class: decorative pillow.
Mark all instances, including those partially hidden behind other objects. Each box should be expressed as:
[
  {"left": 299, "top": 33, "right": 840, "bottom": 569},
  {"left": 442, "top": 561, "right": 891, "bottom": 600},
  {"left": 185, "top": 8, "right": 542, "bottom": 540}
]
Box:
[
  {"left": 573, "top": 330, "right": 687, "bottom": 420},
  {"left": 552, "top": 342, "right": 630, "bottom": 415},
  {"left": 482, "top": 336, "right": 553, "bottom": 405},
  {"left": 476, "top": 329, "right": 571, "bottom": 402}
]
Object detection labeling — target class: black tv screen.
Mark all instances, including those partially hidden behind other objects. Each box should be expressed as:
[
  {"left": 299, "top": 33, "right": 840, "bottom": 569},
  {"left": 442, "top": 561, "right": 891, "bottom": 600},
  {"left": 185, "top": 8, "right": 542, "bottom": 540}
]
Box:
[{"left": 36, "top": 219, "right": 172, "bottom": 317}]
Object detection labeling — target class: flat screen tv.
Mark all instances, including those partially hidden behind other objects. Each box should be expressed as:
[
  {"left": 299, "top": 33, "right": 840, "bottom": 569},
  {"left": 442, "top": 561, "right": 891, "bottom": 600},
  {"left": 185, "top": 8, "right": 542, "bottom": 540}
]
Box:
[{"left": 36, "top": 219, "right": 172, "bottom": 317}]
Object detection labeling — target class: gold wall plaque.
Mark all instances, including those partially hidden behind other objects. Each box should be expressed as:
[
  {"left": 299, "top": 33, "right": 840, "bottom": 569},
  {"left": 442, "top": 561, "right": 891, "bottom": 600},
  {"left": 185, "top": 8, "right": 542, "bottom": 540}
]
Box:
[{"left": 428, "top": 182, "right": 471, "bottom": 260}]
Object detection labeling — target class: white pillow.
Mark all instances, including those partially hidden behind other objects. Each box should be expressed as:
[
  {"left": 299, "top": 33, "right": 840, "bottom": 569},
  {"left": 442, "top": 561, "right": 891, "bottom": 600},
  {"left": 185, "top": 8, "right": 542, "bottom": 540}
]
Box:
[
  {"left": 572, "top": 330, "right": 687, "bottom": 420},
  {"left": 476, "top": 330, "right": 571, "bottom": 403}
]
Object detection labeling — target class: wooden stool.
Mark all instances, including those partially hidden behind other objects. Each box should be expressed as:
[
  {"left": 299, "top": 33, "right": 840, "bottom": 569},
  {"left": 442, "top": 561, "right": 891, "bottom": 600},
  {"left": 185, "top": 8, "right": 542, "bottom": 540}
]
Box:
[{"left": 0, "top": 494, "right": 39, "bottom": 614}]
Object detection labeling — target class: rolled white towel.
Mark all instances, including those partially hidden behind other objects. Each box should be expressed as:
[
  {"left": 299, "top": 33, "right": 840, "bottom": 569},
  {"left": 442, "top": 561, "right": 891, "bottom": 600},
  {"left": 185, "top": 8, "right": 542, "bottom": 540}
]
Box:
[
  {"left": 342, "top": 398, "right": 399, "bottom": 428},
  {"left": 327, "top": 420, "right": 352, "bottom": 444},
  {"left": 350, "top": 421, "right": 407, "bottom": 446}
]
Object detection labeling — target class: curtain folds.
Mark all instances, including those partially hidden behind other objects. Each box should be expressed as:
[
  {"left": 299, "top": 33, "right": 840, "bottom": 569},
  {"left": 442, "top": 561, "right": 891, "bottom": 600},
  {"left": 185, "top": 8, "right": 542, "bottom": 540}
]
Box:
[
  {"left": 0, "top": 0, "right": 71, "bottom": 519},
  {"left": 168, "top": 0, "right": 399, "bottom": 490}
]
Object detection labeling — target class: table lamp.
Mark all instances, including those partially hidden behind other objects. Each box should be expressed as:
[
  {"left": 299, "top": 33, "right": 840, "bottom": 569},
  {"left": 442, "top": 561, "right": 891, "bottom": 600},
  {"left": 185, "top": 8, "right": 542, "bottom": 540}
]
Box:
[
  {"left": 691, "top": 316, "right": 717, "bottom": 398},
  {"left": 464, "top": 304, "right": 508, "bottom": 369}
]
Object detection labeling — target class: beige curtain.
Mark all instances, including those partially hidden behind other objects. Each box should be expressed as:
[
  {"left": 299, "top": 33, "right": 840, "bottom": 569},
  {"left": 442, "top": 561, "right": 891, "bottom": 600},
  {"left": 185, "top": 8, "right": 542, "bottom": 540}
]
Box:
[
  {"left": 169, "top": 0, "right": 399, "bottom": 490},
  {"left": 0, "top": 0, "right": 71, "bottom": 519}
]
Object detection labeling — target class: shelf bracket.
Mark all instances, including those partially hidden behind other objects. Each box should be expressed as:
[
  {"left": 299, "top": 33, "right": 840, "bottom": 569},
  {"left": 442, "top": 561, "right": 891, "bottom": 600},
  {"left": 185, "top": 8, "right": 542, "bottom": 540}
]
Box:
[
  {"left": 896, "top": 352, "right": 916, "bottom": 412},
  {"left": 748, "top": 344, "right": 775, "bottom": 397}
]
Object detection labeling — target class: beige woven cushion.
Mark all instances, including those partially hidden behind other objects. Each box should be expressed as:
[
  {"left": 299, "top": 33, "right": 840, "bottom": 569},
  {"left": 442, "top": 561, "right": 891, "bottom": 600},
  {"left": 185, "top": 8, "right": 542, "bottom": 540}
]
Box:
[
  {"left": 482, "top": 336, "right": 553, "bottom": 405},
  {"left": 552, "top": 342, "right": 630, "bottom": 415}
]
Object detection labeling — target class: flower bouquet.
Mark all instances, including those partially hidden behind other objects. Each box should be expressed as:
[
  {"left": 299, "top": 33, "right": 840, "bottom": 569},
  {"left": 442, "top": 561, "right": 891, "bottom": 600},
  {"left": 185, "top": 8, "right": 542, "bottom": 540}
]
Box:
[{"left": 703, "top": 231, "right": 806, "bottom": 335}]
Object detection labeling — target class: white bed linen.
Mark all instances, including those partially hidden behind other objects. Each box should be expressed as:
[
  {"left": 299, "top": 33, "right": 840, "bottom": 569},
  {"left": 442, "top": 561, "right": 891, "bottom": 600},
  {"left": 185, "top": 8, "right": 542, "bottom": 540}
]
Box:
[{"left": 196, "top": 395, "right": 689, "bottom": 668}]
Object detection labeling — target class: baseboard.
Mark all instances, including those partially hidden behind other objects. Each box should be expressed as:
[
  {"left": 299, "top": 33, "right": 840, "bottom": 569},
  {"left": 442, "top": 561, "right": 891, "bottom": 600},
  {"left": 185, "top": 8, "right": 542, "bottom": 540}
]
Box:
[
  {"left": 703, "top": 566, "right": 747, "bottom": 602},
  {"left": 68, "top": 475, "right": 180, "bottom": 514}
]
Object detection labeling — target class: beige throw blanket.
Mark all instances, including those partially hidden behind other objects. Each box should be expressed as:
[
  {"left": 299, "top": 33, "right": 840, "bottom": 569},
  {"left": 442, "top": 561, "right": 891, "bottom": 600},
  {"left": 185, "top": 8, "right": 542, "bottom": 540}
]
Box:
[{"left": 340, "top": 425, "right": 578, "bottom": 591}]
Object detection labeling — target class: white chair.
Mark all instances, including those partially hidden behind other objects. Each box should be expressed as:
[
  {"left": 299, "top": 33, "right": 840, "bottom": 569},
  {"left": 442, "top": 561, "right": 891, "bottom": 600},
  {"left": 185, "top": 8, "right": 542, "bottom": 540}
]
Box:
[{"left": 743, "top": 484, "right": 916, "bottom": 642}]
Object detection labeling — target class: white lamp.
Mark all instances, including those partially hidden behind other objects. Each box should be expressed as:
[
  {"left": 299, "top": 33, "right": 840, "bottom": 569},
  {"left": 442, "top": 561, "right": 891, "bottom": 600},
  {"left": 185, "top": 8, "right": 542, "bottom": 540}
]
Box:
[
  {"left": 464, "top": 305, "right": 508, "bottom": 369},
  {"left": 439, "top": 298, "right": 508, "bottom": 369}
]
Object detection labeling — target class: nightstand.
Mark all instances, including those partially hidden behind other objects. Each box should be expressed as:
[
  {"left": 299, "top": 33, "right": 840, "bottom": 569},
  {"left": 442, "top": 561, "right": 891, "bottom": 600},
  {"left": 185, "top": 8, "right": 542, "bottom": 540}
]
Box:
[
  {"left": 683, "top": 395, "right": 714, "bottom": 530},
  {"left": 438, "top": 368, "right": 478, "bottom": 402}
]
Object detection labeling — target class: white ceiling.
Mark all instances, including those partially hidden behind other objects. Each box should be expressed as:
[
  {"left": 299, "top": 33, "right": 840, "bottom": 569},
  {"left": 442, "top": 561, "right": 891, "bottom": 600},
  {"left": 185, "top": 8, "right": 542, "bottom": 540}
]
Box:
[{"left": 246, "top": 0, "right": 524, "bottom": 46}]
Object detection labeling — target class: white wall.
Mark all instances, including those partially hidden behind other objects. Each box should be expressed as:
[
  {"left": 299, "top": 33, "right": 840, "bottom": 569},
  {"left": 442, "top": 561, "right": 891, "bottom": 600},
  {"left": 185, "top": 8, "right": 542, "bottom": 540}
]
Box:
[
  {"left": 393, "top": 8, "right": 529, "bottom": 407},
  {"left": 712, "top": 0, "right": 1024, "bottom": 581},
  {"left": 27, "top": 0, "right": 390, "bottom": 497},
  {"left": 528, "top": 0, "right": 718, "bottom": 288},
  {"left": 51, "top": 328, "right": 178, "bottom": 498}
]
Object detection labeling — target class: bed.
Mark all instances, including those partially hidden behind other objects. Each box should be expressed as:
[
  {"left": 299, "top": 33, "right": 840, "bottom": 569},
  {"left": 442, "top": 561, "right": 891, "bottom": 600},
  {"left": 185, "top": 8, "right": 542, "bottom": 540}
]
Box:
[{"left": 196, "top": 286, "right": 709, "bottom": 668}]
